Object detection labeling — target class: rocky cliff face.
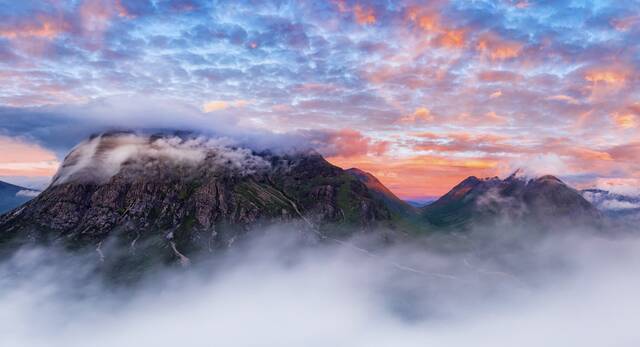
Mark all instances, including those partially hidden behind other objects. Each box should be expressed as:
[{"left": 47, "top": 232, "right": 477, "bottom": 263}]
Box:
[
  {"left": 422, "top": 172, "right": 600, "bottom": 229},
  {"left": 0, "top": 132, "right": 395, "bottom": 264}
]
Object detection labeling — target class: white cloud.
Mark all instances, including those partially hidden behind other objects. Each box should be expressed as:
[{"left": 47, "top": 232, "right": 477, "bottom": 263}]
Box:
[
  {"left": 15, "top": 190, "right": 40, "bottom": 197},
  {"left": 600, "top": 199, "right": 640, "bottom": 210},
  {"left": 503, "top": 153, "right": 569, "bottom": 178}
]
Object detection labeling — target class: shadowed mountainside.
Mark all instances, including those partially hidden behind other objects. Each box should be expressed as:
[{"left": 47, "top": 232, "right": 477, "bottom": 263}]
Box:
[
  {"left": 422, "top": 171, "right": 600, "bottom": 229},
  {"left": 345, "top": 168, "right": 416, "bottom": 216}
]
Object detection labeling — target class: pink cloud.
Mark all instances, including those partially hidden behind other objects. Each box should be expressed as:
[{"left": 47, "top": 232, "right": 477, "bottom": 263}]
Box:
[
  {"left": 0, "top": 136, "right": 60, "bottom": 177},
  {"left": 317, "top": 129, "right": 390, "bottom": 158}
]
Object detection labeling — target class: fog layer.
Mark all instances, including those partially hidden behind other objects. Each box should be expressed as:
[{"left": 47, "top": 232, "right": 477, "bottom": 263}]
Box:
[{"left": 1, "top": 226, "right": 639, "bottom": 347}]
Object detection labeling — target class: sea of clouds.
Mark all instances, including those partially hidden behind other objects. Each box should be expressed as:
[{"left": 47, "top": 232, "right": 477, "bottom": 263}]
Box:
[{"left": 1, "top": 224, "right": 640, "bottom": 347}]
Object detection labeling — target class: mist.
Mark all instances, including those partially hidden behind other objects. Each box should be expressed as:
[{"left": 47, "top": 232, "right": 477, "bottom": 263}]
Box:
[{"left": 1, "top": 223, "right": 640, "bottom": 347}]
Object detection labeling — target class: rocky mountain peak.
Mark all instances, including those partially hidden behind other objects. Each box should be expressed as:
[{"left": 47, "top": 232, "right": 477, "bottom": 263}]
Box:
[{"left": 0, "top": 132, "right": 398, "bottom": 264}]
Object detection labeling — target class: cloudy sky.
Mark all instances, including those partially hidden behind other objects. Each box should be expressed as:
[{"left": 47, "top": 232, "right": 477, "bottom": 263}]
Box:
[{"left": 0, "top": 0, "right": 639, "bottom": 199}]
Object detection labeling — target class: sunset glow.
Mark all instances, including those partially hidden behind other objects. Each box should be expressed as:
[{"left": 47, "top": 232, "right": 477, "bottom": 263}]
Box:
[{"left": 1, "top": 0, "right": 639, "bottom": 198}]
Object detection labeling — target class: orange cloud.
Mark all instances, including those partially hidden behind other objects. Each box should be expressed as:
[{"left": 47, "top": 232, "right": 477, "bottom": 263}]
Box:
[
  {"left": 0, "top": 136, "right": 59, "bottom": 176},
  {"left": 476, "top": 33, "right": 523, "bottom": 60},
  {"left": 115, "top": 0, "right": 135, "bottom": 18},
  {"left": 485, "top": 111, "right": 509, "bottom": 125},
  {"left": 405, "top": 6, "right": 439, "bottom": 31},
  {"left": 489, "top": 90, "right": 503, "bottom": 99},
  {"left": 613, "top": 113, "right": 638, "bottom": 129},
  {"left": 333, "top": 1, "right": 376, "bottom": 25},
  {"left": 398, "top": 107, "right": 433, "bottom": 123},
  {"left": 405, "top": 6, "right": 467, "bottom": 49},
  {"left": 0, "top": 0, "right": 135, "bottom": 50},
  {"left": 415, "top": 14, "right": 439, "bottom": 31},
  {"left": 584, "top": 67, "right": 628, "bottom": 86},
  {"left": 546, "top": 94, "right": 579, "bottom": 104},
  {"left": 0, "top": 15, "right": 70, "bottom": 40},
  {"left": 435, "top": 29, "right": 466, "bottom": 48},
  {"left": 353, "top": 4, "right": 376, "bottom": 25},
  {"left": 606, "top": 103, "right": 640, "bottom": 130},
  {"left": 582, "top": 65, "right": 634, "bottom": 100},
  {"left": 202, "top": 99, "right": 250, "bottom": 112},
  {"left": 569, "top": 147, "right": 613, "bottom": 162}
]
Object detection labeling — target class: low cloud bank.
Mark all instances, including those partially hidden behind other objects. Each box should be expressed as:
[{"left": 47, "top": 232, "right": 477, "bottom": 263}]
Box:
[{"left": 1, "top": 225, "right": 640, "bottom": 346}]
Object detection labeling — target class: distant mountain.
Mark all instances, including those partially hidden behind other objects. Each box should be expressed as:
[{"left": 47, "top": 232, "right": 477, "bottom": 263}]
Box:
[
  {"left": 0, "top": 181, "right": 40, "bottom": 214},
  {"left": 422, "top": 172, "right": 600, "bottom": 229},
  {"left": 406, "top": 198, "right": 437, "bottom": 208}
]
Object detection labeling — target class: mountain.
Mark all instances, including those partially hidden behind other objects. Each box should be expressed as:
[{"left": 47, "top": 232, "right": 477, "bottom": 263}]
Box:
[
  {"left": 406, "top": 198, "right": 437, "bottom": 208},
  {"left": 0, "top": 181, "right": 40, "bottom": 214},
  {"left": 422, "top": 171, "right": 600, "bottom": 229},
  {"left": 0, "top": 132, "right": 398, "bottom": 264}
]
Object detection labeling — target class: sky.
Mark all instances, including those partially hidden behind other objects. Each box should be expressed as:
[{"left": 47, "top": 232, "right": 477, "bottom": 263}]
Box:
[{"left": 0, "top": 0, "right": 639, "bottom": 199}]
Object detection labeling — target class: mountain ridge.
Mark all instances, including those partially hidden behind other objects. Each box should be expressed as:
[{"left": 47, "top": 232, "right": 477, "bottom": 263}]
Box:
[{"left": 0, "top": 132, "right": 606, "bottom": 270}]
